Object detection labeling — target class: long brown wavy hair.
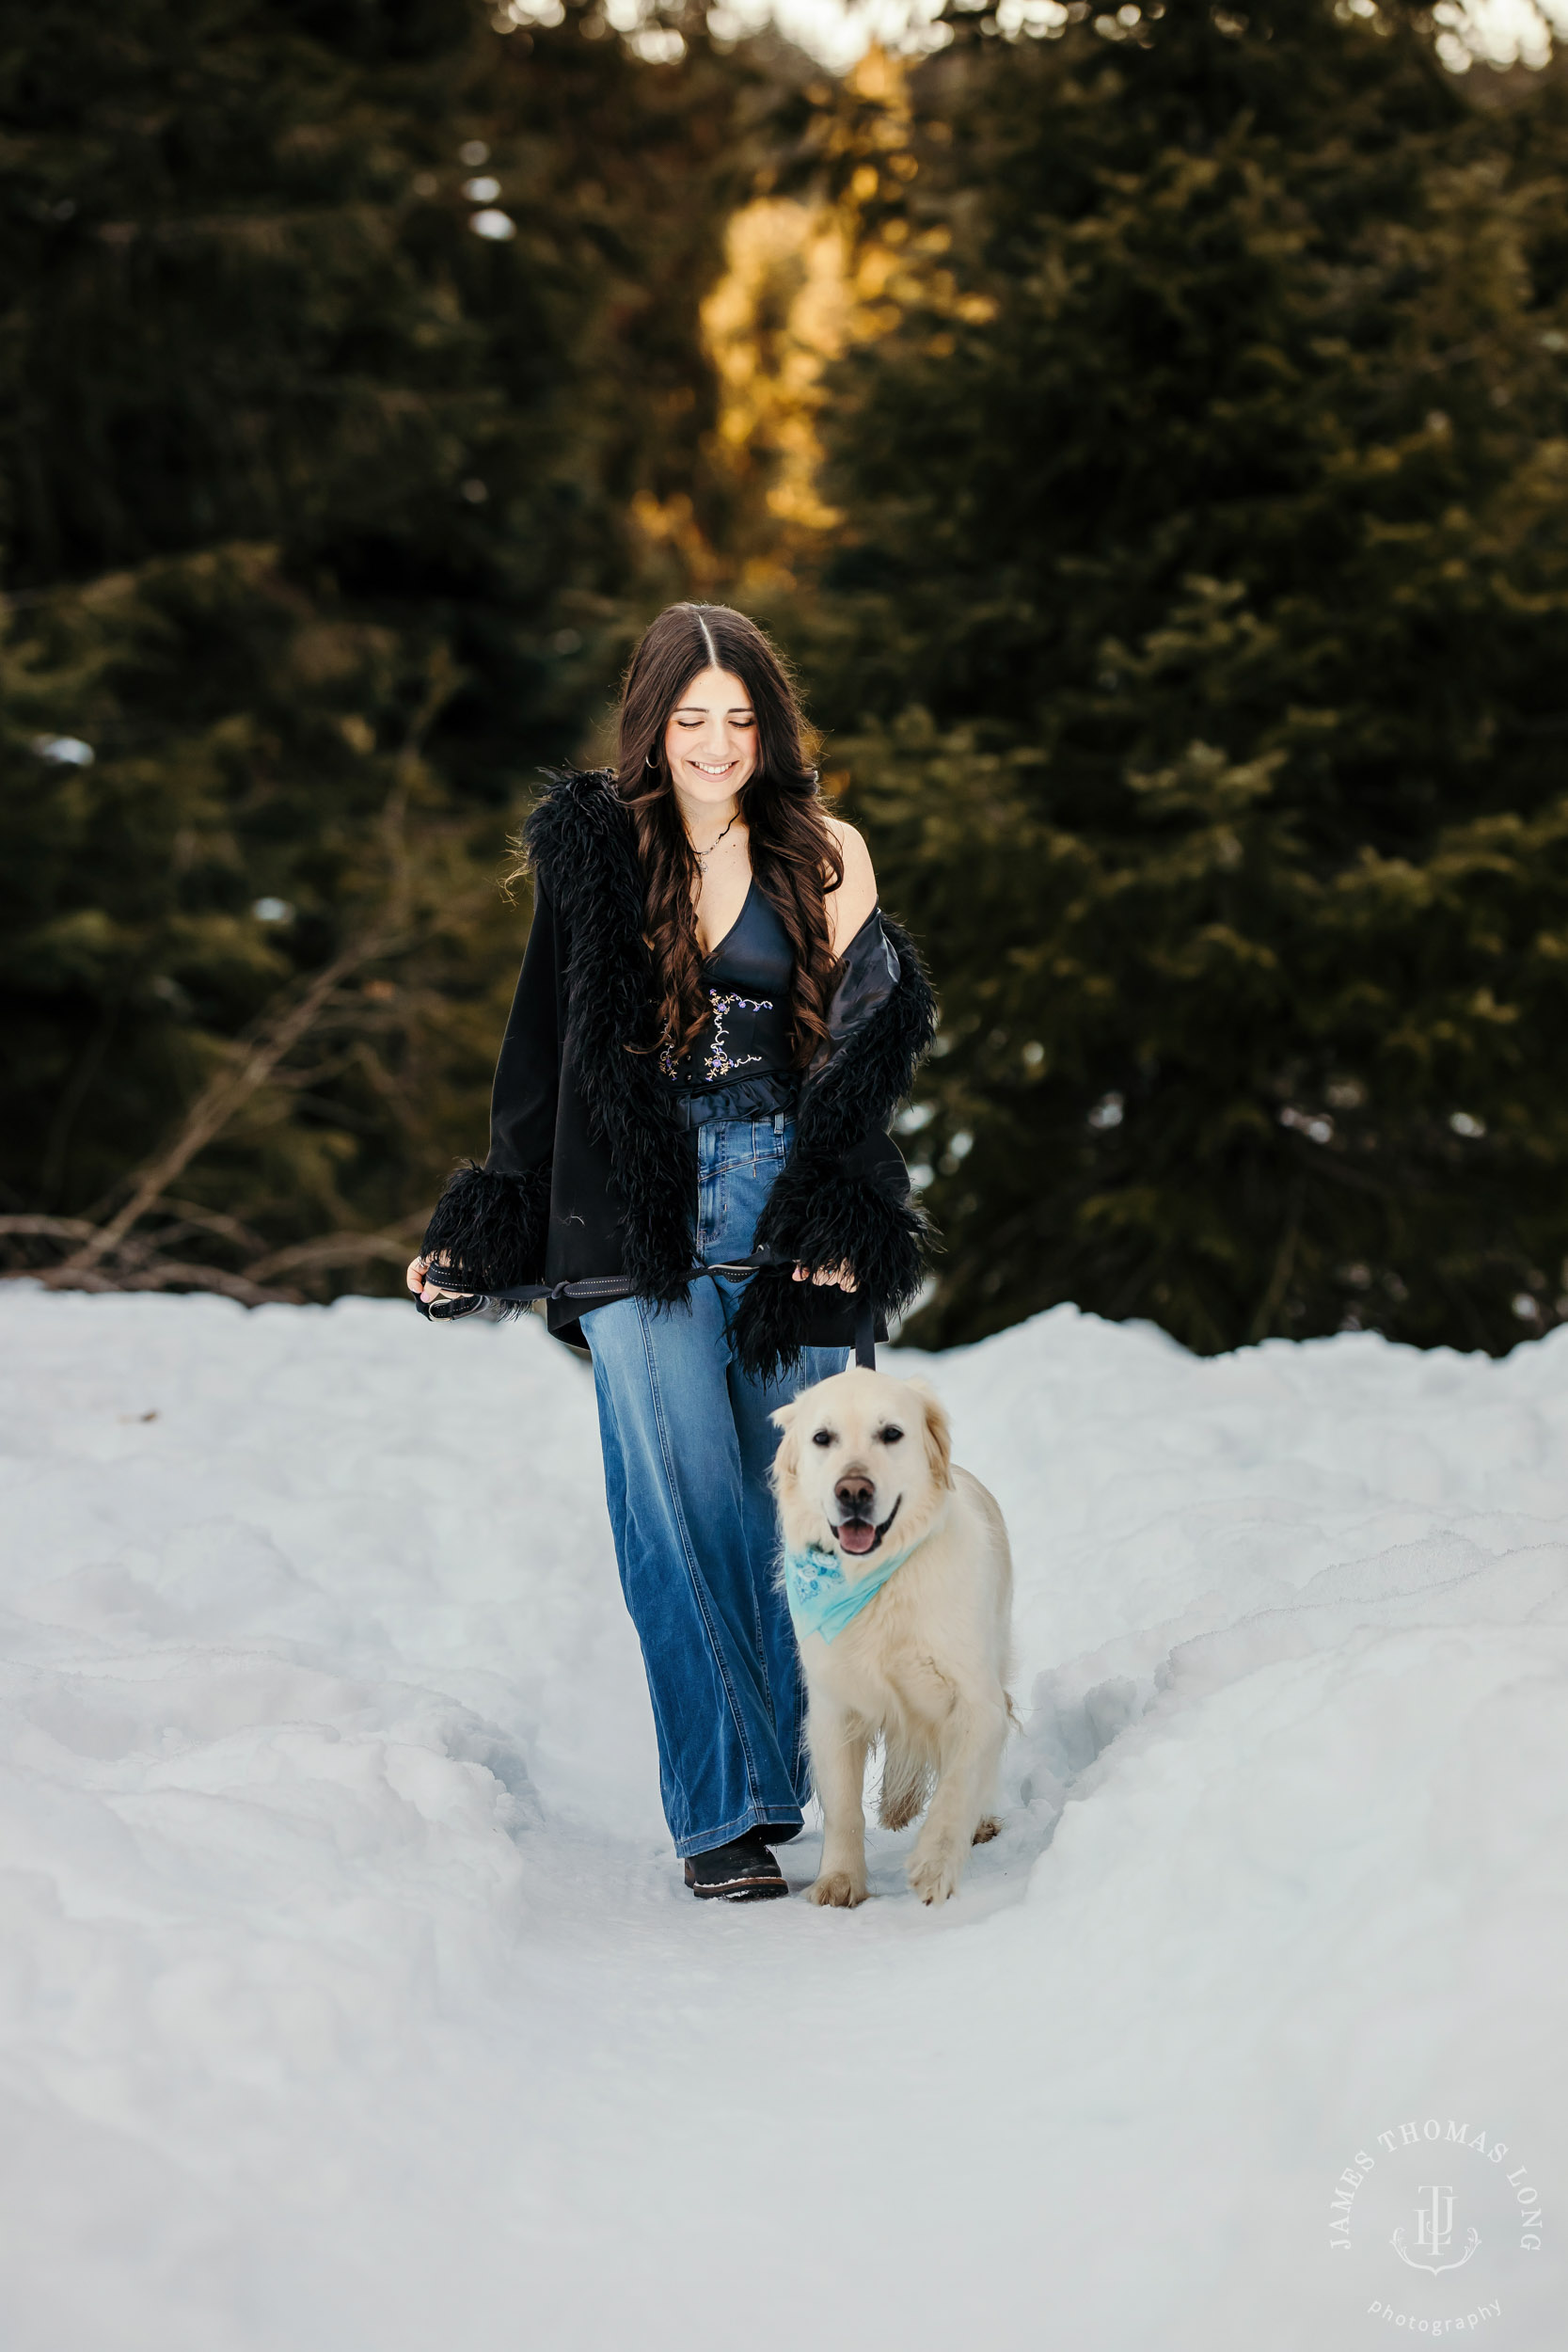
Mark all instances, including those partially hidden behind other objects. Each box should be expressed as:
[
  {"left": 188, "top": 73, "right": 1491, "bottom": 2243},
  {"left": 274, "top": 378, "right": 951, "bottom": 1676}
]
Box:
[{"left": 614, "top": 603, "right": 845, "bottom": 1070}]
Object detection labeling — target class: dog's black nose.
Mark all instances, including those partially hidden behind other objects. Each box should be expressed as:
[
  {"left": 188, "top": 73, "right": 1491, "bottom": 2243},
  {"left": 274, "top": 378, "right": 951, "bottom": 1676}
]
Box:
[{"left": 834, "top": 1475, "right": 874, "bottom": 1518}]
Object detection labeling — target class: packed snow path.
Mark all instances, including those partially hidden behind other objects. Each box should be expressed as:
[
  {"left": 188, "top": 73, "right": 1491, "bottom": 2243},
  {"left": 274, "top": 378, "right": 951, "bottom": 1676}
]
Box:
[{"left": 1, "top": 1287, "right": 1562, "bottom": 2351}]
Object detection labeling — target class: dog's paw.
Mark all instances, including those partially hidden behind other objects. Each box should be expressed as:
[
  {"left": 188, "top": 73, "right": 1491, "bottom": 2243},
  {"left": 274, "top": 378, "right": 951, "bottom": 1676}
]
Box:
[
  {"left": 972, "top": 1815, "right": 1002, "bottom": 1845},
  {"left": 908, "top": 1844, "right": 963, "bottom": 1906},
  {"left": 805, "top": 1871, "right": 867, "bottom": 1908}
]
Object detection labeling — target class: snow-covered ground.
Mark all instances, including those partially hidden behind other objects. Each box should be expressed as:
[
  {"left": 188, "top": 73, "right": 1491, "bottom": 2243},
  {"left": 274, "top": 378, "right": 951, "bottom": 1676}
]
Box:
[{"left": 1, "top": 1285, "right": 1562, "bottom": 2351}]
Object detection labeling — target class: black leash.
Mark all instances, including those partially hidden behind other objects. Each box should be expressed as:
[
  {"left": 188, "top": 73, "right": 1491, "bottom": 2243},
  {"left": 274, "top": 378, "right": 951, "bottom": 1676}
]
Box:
[{"left": 418, "top": 1248, "right": 878, "bottom": 1370}]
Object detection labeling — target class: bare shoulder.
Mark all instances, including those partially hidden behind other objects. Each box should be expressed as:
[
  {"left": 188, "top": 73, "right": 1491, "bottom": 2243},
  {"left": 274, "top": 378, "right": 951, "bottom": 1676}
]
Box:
[
  {"left": 822, "top": 815, "right": 878, "bottom": 952},
  {"left": 823, "top": 813, "right": 875, "bottom": 882}
]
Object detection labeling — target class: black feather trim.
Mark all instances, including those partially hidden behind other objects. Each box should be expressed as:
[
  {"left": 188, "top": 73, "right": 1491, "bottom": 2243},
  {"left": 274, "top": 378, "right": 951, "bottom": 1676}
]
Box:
[
  {"left": 797, "top": 914, "right": 937, "bottom": 1154},
  {"left": 526, "top": 771, "right": 697, "bottom": 1303},
  {"left": 422, "top": 1161, "right": 550, "bottom": 1298},
  {"left": 732, "top": 916, "right": 937, "bottom": 1376},
  {"left": 734, "top": 1157, "right": 929, "bottom": 1380},
  {"left": 731, "top": 1265, "right": 820, "bottom": 1382}
]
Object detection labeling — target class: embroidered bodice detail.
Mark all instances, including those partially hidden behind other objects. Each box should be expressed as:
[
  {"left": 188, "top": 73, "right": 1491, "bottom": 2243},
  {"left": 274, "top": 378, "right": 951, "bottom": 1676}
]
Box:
[
  {"left": 661, "top": 990, "right": 772, "bottom": 1084},
  {"left": 661, "top": 875, "right": 795, "bottom": 1096}
]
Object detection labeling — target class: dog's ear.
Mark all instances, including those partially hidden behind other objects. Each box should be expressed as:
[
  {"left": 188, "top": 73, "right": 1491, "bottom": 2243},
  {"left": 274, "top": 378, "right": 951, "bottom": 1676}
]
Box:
[
  {"left": 906, "top": 1378, "right": 954, "bottom": 1490},
  {"left": 770, "top": 1398, "right": 801, "bottom": 1491}
]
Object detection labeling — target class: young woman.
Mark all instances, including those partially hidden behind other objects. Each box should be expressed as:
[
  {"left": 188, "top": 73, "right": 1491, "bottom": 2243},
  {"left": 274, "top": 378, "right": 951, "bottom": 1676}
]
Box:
[{"left": 406, "top": 604, "right": 936, "bottom": 1901}]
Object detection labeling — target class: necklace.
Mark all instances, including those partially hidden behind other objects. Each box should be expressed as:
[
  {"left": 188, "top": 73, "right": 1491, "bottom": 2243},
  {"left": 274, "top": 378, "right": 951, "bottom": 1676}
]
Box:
[{"left": 692, "top": 811, "right": 739, "bottom": 871}]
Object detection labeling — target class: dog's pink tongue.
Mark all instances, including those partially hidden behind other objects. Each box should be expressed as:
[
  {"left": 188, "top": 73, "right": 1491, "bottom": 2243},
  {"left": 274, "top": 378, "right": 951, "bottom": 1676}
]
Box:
[{"left": 837, "top": 1521, "right": 877, "bottom": 1556}]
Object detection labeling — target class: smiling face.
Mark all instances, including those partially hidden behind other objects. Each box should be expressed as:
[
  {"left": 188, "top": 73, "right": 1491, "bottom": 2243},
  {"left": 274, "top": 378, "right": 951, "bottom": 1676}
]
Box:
[
  {"left": 771, "top": 1367, "right": 955, "bottom": 1573},
  {"left": 661, "top": 665, "right": 758, "bottom": 811}
]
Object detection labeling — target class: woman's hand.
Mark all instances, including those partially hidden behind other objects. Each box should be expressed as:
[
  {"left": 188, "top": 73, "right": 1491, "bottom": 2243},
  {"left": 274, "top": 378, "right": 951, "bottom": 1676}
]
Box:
[
  {"left": 792, "top": 1261, "right": 856, "bottom": 1291},
  {"left": 406, "top": 1253, "right": 461, "bottom": 1306}
]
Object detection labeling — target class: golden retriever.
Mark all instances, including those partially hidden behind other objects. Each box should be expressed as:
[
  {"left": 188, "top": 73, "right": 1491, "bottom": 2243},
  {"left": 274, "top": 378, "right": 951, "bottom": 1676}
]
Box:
[{"left": 770, "top": 1365, "right": 1014, "bottom": 1906}]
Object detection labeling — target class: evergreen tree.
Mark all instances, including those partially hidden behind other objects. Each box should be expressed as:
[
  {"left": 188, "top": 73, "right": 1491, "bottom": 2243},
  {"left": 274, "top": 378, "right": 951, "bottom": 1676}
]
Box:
[
  {"left": 0, "top": 0, "right": 789, "bottom": 1293},
  {"left": 809, "top": 0, "right": 1568, "bottom": 1354}
]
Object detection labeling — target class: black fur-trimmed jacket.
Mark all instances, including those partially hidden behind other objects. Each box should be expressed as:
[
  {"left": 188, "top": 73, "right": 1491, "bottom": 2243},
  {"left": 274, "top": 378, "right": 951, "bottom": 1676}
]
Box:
[{"left": 420, "top": 769, "right": 938, "bottom": 1376}]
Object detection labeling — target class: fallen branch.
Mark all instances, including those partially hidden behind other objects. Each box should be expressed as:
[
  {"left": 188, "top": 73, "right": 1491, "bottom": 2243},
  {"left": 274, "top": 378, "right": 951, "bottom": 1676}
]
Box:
[
  {"left": 0, "top": 1214, "right": 102, "bottom": 1245},
  {"left": 9, "top": 1259, "right": 302, "bottom": 1306},
  {"left": 57, "top": 931, "right": 399, "bottom": 1277},
  {"left": 10, "top": 752, "right": 509, "bottom": 1304},
  {"left": 242, "top": 1231, "right": 419, "bottom": 1282},
  {"left": 2, "top": 1219, "right": 417, "bottom": 1305}
]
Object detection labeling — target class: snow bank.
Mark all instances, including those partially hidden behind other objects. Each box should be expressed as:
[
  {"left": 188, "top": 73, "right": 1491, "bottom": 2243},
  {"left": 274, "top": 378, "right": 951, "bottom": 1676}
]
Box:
[{"left": 1, "top": 1288, "right": 1561, "bottom": 2350}]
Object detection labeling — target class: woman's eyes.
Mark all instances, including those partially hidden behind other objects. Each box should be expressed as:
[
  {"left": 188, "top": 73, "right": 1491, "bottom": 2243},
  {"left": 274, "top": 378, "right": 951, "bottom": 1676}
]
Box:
[{"left": 674, "top": 716, "right": 754, "bottom": 727}]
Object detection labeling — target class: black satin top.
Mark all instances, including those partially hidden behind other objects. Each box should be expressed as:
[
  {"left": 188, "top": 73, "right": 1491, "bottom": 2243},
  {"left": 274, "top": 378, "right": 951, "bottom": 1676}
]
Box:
[{"left": 661, "top": 876, "right": 799, "bottom": 1126}]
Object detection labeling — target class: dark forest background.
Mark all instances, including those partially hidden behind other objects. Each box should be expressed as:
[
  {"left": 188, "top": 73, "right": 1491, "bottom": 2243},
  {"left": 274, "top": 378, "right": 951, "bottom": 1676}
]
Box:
[{"left": 6, "top": 0, "right": 1568, "bottom": 1357}]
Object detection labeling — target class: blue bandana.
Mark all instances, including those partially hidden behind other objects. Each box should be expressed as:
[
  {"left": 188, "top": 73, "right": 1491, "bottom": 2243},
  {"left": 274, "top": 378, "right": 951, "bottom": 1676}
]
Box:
[{"left": 783, "top": 1539, "right": 919, "bottom": 1645}]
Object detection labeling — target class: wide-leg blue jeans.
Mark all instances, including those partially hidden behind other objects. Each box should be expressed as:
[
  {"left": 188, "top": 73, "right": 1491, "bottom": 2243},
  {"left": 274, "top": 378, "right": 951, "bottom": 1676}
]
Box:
[{"left": 579, "top": 1113, "right": 848, "bottom": 1858}]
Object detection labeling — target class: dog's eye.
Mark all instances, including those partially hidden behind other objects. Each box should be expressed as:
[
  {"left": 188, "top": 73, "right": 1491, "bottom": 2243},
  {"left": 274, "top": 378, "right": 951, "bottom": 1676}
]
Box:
[
  {"left": 879, "top": 1424, "right": 904, "bottom": 1445},
  {"left": 811, "top": 1428, "right": 834, "bottom": 1448}
]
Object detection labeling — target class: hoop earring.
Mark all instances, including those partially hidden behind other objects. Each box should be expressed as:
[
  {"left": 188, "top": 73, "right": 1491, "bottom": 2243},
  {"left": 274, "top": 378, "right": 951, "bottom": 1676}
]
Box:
[{"left": 645, "top": 750, "right": 659, "bottom": 770}]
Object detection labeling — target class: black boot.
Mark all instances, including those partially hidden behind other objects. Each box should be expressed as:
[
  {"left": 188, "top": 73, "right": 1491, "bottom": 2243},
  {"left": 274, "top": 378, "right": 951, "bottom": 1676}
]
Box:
[{"left": 683, "top": 1828, "right": 788, "bottom": 1902}]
